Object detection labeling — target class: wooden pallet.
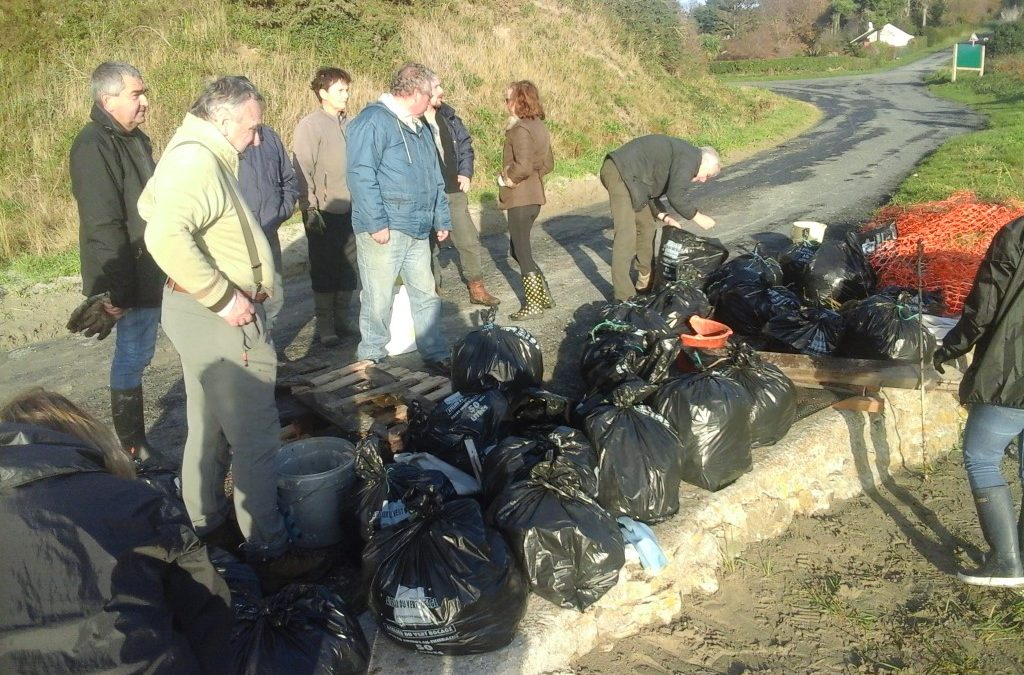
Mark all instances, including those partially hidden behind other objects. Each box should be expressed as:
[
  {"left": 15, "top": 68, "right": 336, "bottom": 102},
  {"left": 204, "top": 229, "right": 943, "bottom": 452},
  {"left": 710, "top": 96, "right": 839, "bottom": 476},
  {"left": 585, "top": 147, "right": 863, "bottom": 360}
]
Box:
[{"left": 284, "top": 360, "right": 452, "bottom": 451}]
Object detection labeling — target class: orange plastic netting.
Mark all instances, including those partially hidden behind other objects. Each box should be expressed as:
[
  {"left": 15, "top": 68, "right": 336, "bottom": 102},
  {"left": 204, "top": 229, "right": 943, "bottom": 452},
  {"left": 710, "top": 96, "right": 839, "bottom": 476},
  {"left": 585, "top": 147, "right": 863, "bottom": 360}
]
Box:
[{"left": 862, "top": 191, "right": 1024, "bottom": 316}]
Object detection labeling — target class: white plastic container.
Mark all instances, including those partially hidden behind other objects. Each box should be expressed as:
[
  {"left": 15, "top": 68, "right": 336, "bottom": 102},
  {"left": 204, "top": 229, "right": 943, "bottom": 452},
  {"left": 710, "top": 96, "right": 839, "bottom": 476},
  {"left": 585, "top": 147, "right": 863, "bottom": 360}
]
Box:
[
  {"left": 791, "top": 221, "right": 828, "bottom": 244},
  {"left": 386, "top": 285, "right": 417, "bottom": 356}
]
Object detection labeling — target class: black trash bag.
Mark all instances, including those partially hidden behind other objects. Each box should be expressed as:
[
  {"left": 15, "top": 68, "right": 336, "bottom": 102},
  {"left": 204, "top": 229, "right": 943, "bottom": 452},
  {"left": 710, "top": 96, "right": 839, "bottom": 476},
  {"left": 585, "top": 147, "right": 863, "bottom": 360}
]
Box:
[
  {"left": 231, "top": 583, "right": 370, "bottom": 675},
  {"left": 779, "top": 241, "right": 819, "bottom": 291},
  {"left": 579, "top": 321, "right": 649, "bottom": 391},
  {"left": 706, "top": 279, "right": 772, "bottom": 336},
  {"left": 482, "top": 427, "right": 599, "bottom": 505},
  {"left": 451, "top": 309, "right": 544, "bottom": 395},
  {"left": 763, "top": 307, "right": 844, "bottom": 356},
  {"left": 712, "top": 344, "right": 797, "bottom": 447},
  {"left": 363, "top": 487, "right": 528, "bottom": 655},
  {"left": 801, "top": 232, "right": 876, "bottom": 307},
  {"left": 641, "top": 279, "right": 712, "bottom": 332},
  {"left": 656, "top": 227, "right": 729, "bottom": 285},
  {"left": 488, "top": 460, "right": 625, "bottom": 611},
  {"left": 137, "top": 466, "right": 183, "bottom": 502},
  {"left": 354, "top": 437, "right": 458, "bottom": 542},
  {"left": 582, "top": 378, "right": 683, "bottom": 523},
  {"left": 839, "top": 291, "right": 938, "bottom": 361},
  {"left": 209, "top": 547, "right": 263, "bottom": 615},
  {"left": 599, "top": 299, "right": 675, "bottom": 338},
  {"left": 875, "top": 285, "right": 945, "bottom": 315},
  {"left": 509, "top": 387, "right": 572, "bottom": 427},
  {"left": 404, "top": 390, "right": 509, "bottom": 475},
  {"left": 705, "top": 251, "right": 783, "bottom": 289},
  {"left": 652, "top": 372, "right": 753, "bottom": 492}
]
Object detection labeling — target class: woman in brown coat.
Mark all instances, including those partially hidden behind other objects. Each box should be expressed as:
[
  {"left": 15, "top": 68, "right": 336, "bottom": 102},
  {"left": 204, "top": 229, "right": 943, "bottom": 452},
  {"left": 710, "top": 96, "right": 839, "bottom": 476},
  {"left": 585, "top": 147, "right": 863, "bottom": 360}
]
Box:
[{"left": 498, "top": 80, "right": 555, "bottom": 320}]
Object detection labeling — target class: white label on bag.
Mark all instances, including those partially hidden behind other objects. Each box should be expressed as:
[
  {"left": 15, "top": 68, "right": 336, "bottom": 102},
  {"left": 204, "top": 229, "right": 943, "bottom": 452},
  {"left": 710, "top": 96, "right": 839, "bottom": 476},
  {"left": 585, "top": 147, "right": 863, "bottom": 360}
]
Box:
[
  {"left": 387, "top": 585, "right": 441, "bottom": 626},
  {"left": 378, "top": 499, "right": 409, "bottom": 527}
]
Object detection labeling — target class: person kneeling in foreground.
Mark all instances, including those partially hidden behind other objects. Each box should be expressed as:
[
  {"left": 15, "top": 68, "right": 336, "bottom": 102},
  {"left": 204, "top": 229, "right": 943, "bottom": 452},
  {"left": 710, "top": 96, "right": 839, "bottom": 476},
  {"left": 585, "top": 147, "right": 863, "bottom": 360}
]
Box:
[
  {"left": 935, "top": 215, "right": 1024, "bottom": 587},
  {"left": 0, "top": 388, "right": 232, "bottom": 673}
]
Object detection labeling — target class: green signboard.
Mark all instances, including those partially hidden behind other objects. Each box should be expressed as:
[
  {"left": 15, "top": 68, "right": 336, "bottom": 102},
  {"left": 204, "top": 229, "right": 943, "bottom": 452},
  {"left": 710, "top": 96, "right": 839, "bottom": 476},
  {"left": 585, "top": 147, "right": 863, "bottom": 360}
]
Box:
[{"left": 956, "top": 43, "right": 983, "bottom": 69}]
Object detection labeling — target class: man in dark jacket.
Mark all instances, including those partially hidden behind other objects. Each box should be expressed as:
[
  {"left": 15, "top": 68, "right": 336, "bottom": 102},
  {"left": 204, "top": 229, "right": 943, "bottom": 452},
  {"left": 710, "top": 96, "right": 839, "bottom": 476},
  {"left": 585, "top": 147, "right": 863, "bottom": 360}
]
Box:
[
  {"left": 69, "top": 62, "right": 164, "bottom": 462},
  {"left": 0, "top": 421, "right": 232, "bottom": 673},
  {"left": 935, "top": 215, "right": 1024, "bottom": 587},
  {"left": 601, "top": 135, "right": 721, "bottom": 301},
  {"left": 422, "top": 78, "right": 500, "bottom": 307},
  {"left": 239, "top": 122, "right": 299, "bottom": 331}
]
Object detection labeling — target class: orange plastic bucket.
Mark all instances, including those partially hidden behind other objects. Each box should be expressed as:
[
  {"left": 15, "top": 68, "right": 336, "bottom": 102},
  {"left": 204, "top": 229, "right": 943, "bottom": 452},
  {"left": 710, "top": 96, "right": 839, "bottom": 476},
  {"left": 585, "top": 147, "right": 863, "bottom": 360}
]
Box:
[{"left": 680, "top": 316, "right": 733, "bottom": 350}]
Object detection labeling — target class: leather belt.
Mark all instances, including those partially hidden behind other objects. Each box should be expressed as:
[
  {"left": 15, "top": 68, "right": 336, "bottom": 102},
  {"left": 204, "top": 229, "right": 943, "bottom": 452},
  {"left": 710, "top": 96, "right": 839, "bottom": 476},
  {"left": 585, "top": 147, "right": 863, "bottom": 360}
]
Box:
[{"left": 166, "top": 278, "right": 267, "bottom": 303}]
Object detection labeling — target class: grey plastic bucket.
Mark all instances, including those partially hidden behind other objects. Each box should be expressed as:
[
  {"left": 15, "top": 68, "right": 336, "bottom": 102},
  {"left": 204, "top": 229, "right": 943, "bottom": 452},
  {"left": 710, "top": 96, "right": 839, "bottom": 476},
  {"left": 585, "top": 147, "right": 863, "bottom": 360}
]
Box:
[{"left": 275, "top": 437, "right": 356, "bottom": 549}]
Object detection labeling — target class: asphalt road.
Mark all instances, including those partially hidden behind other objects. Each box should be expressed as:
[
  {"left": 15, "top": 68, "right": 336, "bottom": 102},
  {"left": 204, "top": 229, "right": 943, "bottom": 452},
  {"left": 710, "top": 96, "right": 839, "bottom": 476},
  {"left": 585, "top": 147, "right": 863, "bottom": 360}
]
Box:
[{"left": 0, "top": 49, "right": 984, "bottom": 440}]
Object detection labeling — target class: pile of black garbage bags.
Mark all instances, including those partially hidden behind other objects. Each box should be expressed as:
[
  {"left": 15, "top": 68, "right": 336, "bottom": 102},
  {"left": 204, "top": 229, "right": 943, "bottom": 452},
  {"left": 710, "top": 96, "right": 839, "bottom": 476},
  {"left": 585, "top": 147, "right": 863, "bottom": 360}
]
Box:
[{"left": 659, "top": 227, "right": 938, "bottom": 360}]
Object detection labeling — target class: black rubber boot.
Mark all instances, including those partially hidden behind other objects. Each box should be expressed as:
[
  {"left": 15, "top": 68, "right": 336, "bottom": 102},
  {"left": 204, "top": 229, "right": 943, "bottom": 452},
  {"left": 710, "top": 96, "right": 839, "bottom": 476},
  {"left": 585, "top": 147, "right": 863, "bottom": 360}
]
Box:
[
  {"left": 958, "top": 485, "right": 1024, "bottom": 587},
  {"left": 314, "top": 292, "right": 340, "bottom": 347},
  {"left": 510, "top": 272, "right": 545, "bottom": 321},
  {"left": 111, "top": 387, "right": 156, "bottom": 463}
]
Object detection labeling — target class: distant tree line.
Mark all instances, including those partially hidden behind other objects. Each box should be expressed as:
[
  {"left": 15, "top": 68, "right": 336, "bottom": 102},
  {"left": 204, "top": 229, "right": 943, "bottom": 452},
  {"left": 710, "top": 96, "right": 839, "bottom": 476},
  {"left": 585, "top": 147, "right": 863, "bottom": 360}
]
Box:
[{"left": 690, "top": 0, "right": 1019, "bottom": 59}]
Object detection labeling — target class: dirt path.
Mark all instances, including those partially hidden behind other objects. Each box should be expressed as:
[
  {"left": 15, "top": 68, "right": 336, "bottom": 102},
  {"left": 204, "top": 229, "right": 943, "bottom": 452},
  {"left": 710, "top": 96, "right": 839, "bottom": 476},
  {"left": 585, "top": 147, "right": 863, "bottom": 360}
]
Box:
[{"left": 574, "top": 451, "right": 1024, "bottom": 674}]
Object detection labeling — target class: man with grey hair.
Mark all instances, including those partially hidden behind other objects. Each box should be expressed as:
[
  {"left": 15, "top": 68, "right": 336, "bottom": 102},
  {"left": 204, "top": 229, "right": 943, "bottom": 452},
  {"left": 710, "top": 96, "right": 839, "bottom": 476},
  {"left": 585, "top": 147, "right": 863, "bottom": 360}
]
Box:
[
  {"left": 601, "top": 135, "right": 721, "bottom": 300},
  {"left": 69, "top": 62, "right": 164, "bottom": 464},
  {"left": 346, "top": 62, "right": 453, "bottom": 375},
  {"left": 140, "top": 76, "right": 325, "bottom": 586}
]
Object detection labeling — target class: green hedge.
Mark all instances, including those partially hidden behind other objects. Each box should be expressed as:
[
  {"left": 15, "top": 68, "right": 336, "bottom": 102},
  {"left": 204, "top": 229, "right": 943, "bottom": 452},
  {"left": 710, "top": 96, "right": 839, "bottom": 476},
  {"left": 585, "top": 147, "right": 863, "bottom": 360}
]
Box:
[{"left": 710, "top": 55, "right": 876, "bottom": 76}]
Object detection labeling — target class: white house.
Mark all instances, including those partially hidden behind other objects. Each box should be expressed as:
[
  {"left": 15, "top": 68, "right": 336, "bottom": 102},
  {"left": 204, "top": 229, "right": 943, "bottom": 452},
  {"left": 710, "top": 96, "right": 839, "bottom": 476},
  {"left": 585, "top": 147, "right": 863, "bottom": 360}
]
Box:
[{"left": 851, "top": 22, "right": 915, "bottom": 48}]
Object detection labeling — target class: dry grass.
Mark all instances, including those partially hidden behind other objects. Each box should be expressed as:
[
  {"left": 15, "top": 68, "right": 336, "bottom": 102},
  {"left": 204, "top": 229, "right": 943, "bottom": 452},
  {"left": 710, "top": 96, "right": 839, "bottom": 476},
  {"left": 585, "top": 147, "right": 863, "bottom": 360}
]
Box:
[{"left": 0, "top": 0, "right": 807, "bottom": 270}]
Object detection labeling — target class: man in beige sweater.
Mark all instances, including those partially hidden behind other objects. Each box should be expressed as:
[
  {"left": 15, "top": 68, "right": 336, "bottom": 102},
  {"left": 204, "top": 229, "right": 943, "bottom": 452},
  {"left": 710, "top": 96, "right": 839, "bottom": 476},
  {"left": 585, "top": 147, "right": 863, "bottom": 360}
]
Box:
[{"left": 140, "top": 76, "right": 324, "bottom": 587}]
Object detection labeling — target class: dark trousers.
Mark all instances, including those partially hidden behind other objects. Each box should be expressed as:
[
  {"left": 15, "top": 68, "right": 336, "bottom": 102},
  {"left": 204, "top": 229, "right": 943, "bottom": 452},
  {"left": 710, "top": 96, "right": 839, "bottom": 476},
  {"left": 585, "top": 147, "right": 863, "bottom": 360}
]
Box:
[
  {"left": 306, "top": 209, "right": 359, "bottom": 292},
  {"left": 507, "top": 204, "right": 542, "bottom": 275}
]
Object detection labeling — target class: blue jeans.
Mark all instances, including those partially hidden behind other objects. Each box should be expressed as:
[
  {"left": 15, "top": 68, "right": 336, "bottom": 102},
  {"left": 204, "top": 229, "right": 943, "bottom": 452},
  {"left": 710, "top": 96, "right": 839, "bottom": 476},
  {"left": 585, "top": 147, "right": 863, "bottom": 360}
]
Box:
[
  {"left": 355, "top": 230, "right": 448, "bottom": 363},
  {"left": 962, "top": 403, "right": 1024, "bottom": 491},
  {"left": 110, "top": 306, "right": 161, "bottom": 390}
]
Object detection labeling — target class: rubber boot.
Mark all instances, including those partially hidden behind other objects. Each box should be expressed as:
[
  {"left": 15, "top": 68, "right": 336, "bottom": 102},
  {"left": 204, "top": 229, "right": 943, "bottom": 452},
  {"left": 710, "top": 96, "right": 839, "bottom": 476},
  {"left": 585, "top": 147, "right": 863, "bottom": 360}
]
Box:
[
  {"left": 333, "top": 290, "right": 357, "bottom": 338},
  {"left": 467, "top": 279, "right": 500, "bottom": 307},
  {"left": 958, "top": 485, "right": 1024, "bottom": 587},
  {"left": 510, "top": 272, "right": 545, "bottom": 321},
  {"left": 111, "top": 387, "right": 156, "bottom": 462},
  {"left": 537, "top": 270, "right": 555, "bottom": 309},
  {"left": 314, "top": 292, "right": 340, "bottom": 347}
]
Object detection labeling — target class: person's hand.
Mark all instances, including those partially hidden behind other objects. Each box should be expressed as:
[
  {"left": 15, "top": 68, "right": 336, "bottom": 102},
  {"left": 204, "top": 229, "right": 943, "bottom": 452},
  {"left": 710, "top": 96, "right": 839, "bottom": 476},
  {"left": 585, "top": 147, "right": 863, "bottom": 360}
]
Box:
[
  {"left": 457, "top": 175, "right": 471, "bottom": 192},
  {"left": 692, "top": 212, "right": 716, "bottom": 230},
  {"left": 67, "top": 293, "right": 118, "bottom": 340},
  {"left": 662, "top": 215, "right": 682, "bottom": 229},
  {"left": 933, "top": 346, "right": 950, "bottom": 374},
  {"left": 223, "top": 290, "right": 256, "bottom": 327},
  {"left": 303, "top": 208, "right": 326, "bottom": 236},
  {"left": 102, "top": 297, "right": 125, "bottom": 319},
  {"left": 371, "top": 228, "right": 391, "bottom": 245},
  {"left": 436, "top": 230, "right": 450, "bottom": 243}
]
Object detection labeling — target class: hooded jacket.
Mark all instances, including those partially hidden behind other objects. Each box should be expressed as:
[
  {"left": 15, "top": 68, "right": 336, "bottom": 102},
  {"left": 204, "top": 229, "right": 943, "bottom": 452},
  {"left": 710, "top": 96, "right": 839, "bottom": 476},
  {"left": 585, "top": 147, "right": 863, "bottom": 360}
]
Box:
[
  {"left": 940, "top": 216, "right": 1024, "bottom": 409},
  {"left": 69, "top": 104, "right": 164, "bottom": 309},
  {"left": 607, "top": 135, "right": 703, "bottom": 220},
  {"left": 346, "top": 96, "right": 452, "bottom": 239},
  {"left": 0, "top": 423, "right": 232, "bottom": 674}
]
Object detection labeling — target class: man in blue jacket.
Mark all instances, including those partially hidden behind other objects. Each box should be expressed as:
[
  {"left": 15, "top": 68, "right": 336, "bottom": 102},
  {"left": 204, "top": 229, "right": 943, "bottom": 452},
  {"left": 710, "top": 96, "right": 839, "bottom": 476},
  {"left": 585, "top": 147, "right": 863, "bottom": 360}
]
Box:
[
  {"left": 347, "top": 62, "right": 452, "bottom": 375},
  {"left": 238, "top": 121, "right": 299, "bottom": 332}
]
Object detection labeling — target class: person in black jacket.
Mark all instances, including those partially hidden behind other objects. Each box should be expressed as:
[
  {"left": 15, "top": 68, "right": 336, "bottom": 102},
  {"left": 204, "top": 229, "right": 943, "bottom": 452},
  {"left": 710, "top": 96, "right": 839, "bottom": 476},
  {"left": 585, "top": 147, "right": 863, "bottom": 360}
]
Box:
[
  {"left": 422, "top": 78, "right": 501, "bottom": 307},
  {"left": 0, "top": 388, "right": 232, "bottom": 673},
  {"left": 69, "top": 62, "right": 165, "bottom": 463},
  {"left": 935, "top": 215, "right": 1024, "bottom": 587},
  {"left": 601, "top": 135, "right": 721, "bottom": 301}
]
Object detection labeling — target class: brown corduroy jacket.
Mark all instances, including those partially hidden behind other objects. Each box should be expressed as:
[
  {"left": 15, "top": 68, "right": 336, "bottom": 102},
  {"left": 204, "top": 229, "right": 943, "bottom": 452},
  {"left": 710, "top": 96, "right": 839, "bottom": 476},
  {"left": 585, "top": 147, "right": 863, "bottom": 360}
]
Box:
[{"left": 498, "top": 117, "right": 554, "bottom": 210}]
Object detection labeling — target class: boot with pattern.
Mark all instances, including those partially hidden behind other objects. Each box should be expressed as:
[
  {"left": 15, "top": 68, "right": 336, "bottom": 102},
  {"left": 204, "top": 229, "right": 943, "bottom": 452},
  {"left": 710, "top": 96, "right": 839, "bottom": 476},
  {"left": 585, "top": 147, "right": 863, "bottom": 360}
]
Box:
[
  {"left": 537, "top": 270, "right": 555, "bottom": 309},
  {"left": 510, "top": 271, "right": 546, "bottom": 321}
]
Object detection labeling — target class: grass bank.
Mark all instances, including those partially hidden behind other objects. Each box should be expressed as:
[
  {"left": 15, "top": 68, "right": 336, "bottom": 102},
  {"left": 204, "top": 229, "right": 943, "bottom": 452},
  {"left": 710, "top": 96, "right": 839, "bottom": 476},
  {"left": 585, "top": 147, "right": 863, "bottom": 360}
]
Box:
[
  {"left": 889, "top": 54, "right": 1024, "bottom": 206},
  {"left": 0, "top": 0, "right": 817, "bottom": 287}
]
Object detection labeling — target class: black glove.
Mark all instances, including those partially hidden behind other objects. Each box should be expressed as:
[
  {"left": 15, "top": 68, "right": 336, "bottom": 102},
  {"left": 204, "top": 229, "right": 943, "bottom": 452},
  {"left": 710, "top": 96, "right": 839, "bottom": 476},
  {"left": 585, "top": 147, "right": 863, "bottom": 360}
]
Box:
[
  {"left": 932, "top": 346, "right": 950, "bottom": 374},
  {"left": 67, "top": 293, "right": 118, "bottom": 341},
  {"left": 303, "top": 208, "right": 326, "bottom": 236}
]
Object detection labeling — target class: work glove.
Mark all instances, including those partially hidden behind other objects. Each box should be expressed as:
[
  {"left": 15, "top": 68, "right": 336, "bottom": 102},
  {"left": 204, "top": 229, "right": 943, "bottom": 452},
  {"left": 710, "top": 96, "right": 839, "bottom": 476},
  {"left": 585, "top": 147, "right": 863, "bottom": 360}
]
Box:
[
  {"left": 932, "top": 346, "right": 951, "bottom": 374},
  {"left": 66, "top": 292, "right": 118, "bottom": 340},
  {"left": 303, "top": 208, "right": 326, "bottom": 236}
]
